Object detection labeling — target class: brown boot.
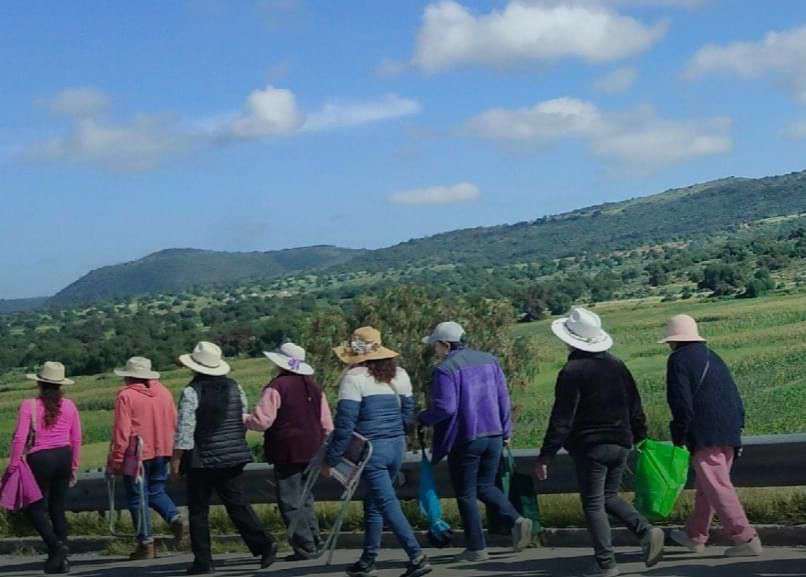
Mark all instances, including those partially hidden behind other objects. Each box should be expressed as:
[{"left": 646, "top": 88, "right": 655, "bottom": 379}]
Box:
[
  {"left": 170, "top": 516, "right": 187, "bottom": 547},
  {"left": 129, "top": 541, "right": 156, "bottom": 560}
]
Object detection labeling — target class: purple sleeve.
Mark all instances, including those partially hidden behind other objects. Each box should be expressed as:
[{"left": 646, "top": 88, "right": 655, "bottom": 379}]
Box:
[
  {"left": 496, "top": 365, "right": 512, "bottom": 440},
  {"left": 418, "top": 369, "right": 458, "bottom": 426}
]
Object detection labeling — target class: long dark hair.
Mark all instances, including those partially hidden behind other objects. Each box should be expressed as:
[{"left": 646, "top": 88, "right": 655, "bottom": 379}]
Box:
[
  {"left": 38, "top": 382, "right": 64, "bottom": 428},
  {"left": 364, "top": 358, "right": 398, "bottom": 384}
]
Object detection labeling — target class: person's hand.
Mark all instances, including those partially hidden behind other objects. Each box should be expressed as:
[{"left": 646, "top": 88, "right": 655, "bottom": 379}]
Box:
[
  {"left": 104, "top": 465, "right": 116, "bottom": 480},
  {"left": 503, "top": 438, "right": 511, "bottom": 448},
  {"left": 533, "top": 457, "right": 549, "bottom": 481},
  {"left": 170, "top": 458, "right": 183, "bottom": 481},
  {"left": 320, "top": 466, "right": 333, "bottom": 479},
  {"left": 69, "top": 471, "right": 78, "bottom": 488}
]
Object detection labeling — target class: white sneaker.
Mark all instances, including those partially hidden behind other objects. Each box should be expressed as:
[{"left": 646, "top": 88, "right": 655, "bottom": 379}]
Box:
[
  {"left": 725, "top": 536, "right": 763, "bottom": 557},
  {"left": 452, "top": 549, "right": 490, "bottom": 563},
  {"left": 511, "top": 517, "right": 533, "bottom": 552},
  {"left": 578, "top": 564, "right": 620, "bottom": 577},
  {"left": 670, "top": 529, "right": 705, "bottom": 554},
  {"left": 641, "top": 527, "right": 665, "bottom": 567}
]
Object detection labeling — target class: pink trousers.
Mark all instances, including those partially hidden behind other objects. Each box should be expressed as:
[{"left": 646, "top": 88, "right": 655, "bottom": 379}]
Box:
[{"left": 686, "top": 446, "right": 756, "bottom": 545}]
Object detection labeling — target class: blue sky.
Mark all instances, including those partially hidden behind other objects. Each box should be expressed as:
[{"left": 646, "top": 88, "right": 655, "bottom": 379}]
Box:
[{"left": 2, "top": 0, "right": 806, "bottom": 299}]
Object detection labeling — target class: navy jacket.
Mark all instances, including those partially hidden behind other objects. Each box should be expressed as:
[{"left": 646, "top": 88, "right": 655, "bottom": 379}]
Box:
[{"left": 666, "top": 342, "right": 745, "bottom": 450}]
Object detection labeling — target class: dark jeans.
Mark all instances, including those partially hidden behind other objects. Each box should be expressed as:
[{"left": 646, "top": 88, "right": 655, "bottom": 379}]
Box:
[
  {"left": 124, "top": 456, "right": 180, "bottom": 543},
  {"left": 361, "top": 436, "right": 421, "bottom": 561},
  {"left": 275, "top": 463, "right": 320, "bottom": 552},
  {"left": 573, "top": 444, "right": 652, "bottom": 569},
  {"left": 448, "top": 435, "right": 520, "bottom": 552},
  {"left": 187, "top": 465, "right": 274, "bottom": 564},
  {"left": 25, "top": 446, "right": 72, "bottom": 552}
]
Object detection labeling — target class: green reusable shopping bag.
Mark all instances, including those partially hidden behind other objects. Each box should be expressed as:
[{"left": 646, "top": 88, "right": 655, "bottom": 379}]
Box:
[
  {"left": 633, "top": 439, "right": 691, "bottom": 520},
  {"left": 487, "top": 447, "right": 544, "bottom": 539}
]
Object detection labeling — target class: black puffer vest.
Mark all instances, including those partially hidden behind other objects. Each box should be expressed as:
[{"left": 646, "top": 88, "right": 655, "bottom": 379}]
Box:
[{"left": 191, "top": 376, "right": 252, "bottom": 469}]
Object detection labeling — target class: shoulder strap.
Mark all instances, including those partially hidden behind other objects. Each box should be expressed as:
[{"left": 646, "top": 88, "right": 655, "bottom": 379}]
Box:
[
  {"left": 693, "top": 353, "right": 711, "bottom": 398},
  {"left": 29, "top": 398, "right": 38, "bottom": 434}
]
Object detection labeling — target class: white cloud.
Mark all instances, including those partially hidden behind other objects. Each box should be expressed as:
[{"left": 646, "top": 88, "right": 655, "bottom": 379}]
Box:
[
  {"left": 685, "top": 25, "right": 806, "bottom": 103},
  {"left": 40, "top": 87, "right": 109, "bottom": 117},
  {"left": 466, "top": 98, "right": 731, "bottom": 169},
  {"left": 603, "top": 0, "right": 708, "bottom": 7},
  {"left": 783, "top": 120, "right": 806, "bottom": 140},
  {"left": 222, "top": 85, "right": 305, "bottom": 139},
  {"left": 388, "top": 182, "right": 480, "bottom": 205},
  {"left": 411, "top": 1, "right": 666, "bottom": 73},
  {"left": 302, "top": 94, "right": 421, "bottom": 132},
  {"left": 593, "top": 67, "right": 638, "bottom": 93}
]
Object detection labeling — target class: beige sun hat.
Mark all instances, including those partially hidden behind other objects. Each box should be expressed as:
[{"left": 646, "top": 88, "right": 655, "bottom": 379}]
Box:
[
  {"left": 179, "top": 341, "right": 231, "bottom": 376},
  {"left": 333, "top": 326, "right": 399, "bottom": 365},
  {"left": 659, "top": 314, "right": 707, "bottom": 344},
  {"left": 264, "top": 342, "right": 314, "bottom": 376},
  {"left": 114, "top": 356, "right": 160, "bottom": 380},
  {"left": 26, "top": 361, "right": 75, "bottom": 386},
  {"left": 551, "top": 307, "right": 614, "bottom": 353}
]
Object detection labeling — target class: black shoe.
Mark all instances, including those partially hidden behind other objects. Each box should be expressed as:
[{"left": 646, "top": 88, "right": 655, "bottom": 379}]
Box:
[
  {"left": 186, "top": 560, "right": 215, "bottom": 575},
  {"left": 400, "top": 554, "right": 432, "bottom": 577},
  {"left": 260, "top": 541, "right": 278, "bottom": 569},
  {"left": 346, "top": 557, "right": 378, "bottom": 577},
  {"left": 45, "top": 543, "right": 70, "bottom": 574},
  {"left": 286, "top": 544, "right": 320, "bottom": 561}
]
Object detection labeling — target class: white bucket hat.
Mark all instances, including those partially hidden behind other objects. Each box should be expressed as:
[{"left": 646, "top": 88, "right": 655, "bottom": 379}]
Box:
[
  {"left": 264, "top": 342, "right": 314, "bottom": 376},
  {"left": 179, "top": 341, "right": 231, "bottom": 376},
  {"left": 114, "top": 356, "right": 160, "bottom": 380},
  {"left": 551, "top": 307, "right": 613, "bottom": 353},
  {"left": 659, "top": 314, "right": 707, "bottom": 344},
  {"left": 26, "top": 361, "right": 75, "bottom": 386}
]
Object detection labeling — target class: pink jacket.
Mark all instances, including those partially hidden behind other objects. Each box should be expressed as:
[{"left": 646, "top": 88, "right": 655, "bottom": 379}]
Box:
[
  {"left": 107, "top": 380, "right": 177, "bottom": 472},
  {"left": 9, "top": 398, "right": 82, "bottom": 472}
]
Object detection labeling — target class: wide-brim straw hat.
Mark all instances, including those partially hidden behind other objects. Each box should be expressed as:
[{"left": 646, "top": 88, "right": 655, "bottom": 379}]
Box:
[
  {"left": 333, "top": 326, "right": 399, "bottom": 365},
  {"left": 26, "top": 361, "right": 75, "bottom": 386},
  {"left": 264, "top": 342, "right": 314, "bottom": 376},
  {"left": 658, "top": 314, "right": 707, "bottom": 344},
  {"left": 179, "top": 341, "right": 231, "bottom": 376},
  {"left": 551, "top": 307, "right": 613, "bottom": 353},
  {"left": 114, "top": 356, "right": 160, "bottom": 380}
]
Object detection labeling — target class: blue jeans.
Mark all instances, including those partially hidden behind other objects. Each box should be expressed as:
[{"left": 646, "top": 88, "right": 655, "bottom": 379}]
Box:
[
  {"left": 124, "top": 457, "right": 180, "bottom": 543},
  {"left": 361, "top": 436, "right": 421, "bottom": 561},
  {"left": 448, "top": 435, "right": 520, "bottom": 551}
]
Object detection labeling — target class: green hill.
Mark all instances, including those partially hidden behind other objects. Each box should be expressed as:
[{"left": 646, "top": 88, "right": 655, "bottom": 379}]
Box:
[{"left": 50, "top": 246, "right": 365, "bottom": 306}]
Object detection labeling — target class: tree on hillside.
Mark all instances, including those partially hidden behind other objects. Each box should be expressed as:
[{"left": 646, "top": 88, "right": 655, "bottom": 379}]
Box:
[{"left": 699, "top": 263, "right": 745, "bottom": 296}]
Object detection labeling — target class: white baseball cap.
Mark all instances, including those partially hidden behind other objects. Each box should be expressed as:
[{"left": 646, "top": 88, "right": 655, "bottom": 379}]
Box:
[{"left": 422, "top": 321, "right": 465, "bottom": 345}]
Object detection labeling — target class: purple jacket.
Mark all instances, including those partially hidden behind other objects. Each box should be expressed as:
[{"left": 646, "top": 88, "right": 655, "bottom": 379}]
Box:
[{"left": 418, "top": 347, "right": 512, "bottom": 463}]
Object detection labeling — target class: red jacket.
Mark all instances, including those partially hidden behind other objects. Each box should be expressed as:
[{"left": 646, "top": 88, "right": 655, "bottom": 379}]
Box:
[{"left": 107, "top": 380, "right": 177, "bottom": 472}]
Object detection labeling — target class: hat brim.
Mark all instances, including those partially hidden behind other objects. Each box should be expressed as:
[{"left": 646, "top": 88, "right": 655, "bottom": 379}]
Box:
[
  {"left": 26, "top": 374, "right": 74, "bottom": 386},
  {"left": 551, "top": 318, "right": 613, "bottom": 353},
  {"left": 657, "top": 334, "right": 707, "bottom": 344},
  {"left": 178, "top": 354, "right": 231, "bottom": 376},
  {"left": 264, "top": 352, "right": 315, "bottom": 376},
  {"left": 333, "top": 345, "right": 399, "bottom": 365},
  {"left": 114, "top": 368, "right": 161, "bottom": 380}
]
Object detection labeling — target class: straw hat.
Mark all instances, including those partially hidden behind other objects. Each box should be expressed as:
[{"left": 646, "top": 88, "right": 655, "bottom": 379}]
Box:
[
  {"left": 264, "top": 342, "right": 314, "bottom": 376},
  {"left": 179, "top": 341, "right": 231, "bottom": 376},
  {"left": 551, "top": 307, "right": 613, "bottom": 353},
  {"left": 114, "top": 356, "right": 160, "bottom": 380},
  {"left": 26, "top": 361, "right": 75, "bottom": 386},
  {"left": 333, "top": 326, "right": 399, "bottom": 365},
  {"left": 659, "top": 314, "right": 707, "bottom": 344}
]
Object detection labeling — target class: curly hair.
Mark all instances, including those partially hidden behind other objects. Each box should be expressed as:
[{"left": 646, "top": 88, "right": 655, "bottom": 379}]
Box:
[
  {"left": 365, "top": 358, "right": 398, "bottom": 384},
  {"left": 38, "top": 382, "right": 64, "bottom": 428}
]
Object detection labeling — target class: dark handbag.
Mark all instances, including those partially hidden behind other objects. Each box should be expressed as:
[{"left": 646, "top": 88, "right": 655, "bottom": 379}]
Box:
[{"left": 487, "top": 446, "right": 544, "bottom": 540}]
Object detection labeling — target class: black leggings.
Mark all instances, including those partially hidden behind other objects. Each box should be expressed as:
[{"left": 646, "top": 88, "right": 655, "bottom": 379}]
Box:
[{"left": 26, "top": 446, "right": 72, "bottom": 551}]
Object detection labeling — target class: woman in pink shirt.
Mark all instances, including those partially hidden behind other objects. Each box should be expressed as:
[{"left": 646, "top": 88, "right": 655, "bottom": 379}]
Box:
[
  {"left": 246, "top": 343, "right": 333, "bottom": 560},
  {"left": 8, "top": 362, "right": 82, "bottom": 575}
]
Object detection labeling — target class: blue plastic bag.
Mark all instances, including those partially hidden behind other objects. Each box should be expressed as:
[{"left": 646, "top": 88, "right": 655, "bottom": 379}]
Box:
[{"left": 418, "top": 438, "right": 453, "bottom": 548}]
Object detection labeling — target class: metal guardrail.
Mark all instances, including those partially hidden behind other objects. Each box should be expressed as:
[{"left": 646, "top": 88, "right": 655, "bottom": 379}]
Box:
[{"left": 66, "top": 434, "right": 806, "bottom": 513}]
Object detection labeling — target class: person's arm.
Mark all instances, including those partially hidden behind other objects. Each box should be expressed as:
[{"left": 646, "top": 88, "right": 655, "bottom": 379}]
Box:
[
  {"left": 324, "top": 372, "right": 362, "bottom": 467},
  {"left": 625, "top": 366, "right": 648, "bottom": 444},
  {"left": 107, "top": 393, "right": 131, "bottom": 473},
  {"left": 320, "top": 395, "right": 335, "bottom": 435},
  {"left": 69, "top": 402, "right": 82, "bottom": 483},
  {"left": 417, "top": 368, "right": 458, "bottom": 426},
  {"left": 666, "top": 354, "right": 694, "bottom": 447},
  {"left": 7, "top": 401, "right": 32, "bottom": 466},
  {"left": 495, "top": 364, "right": 513, "bottom": 442},
  {"left": 238, "top": 384, "right": 249, "bottom": 419},
  {"left": 397, "top": 370, "right": 416, "bottom": 432},
  {"left": 172, "top": 386, "right": 198, "bottom": 477},
  {"left": 539, "top": 368, "right": 580, "bottom": 460},
  {"left": 245, "top": 386, "right": 281, "bottom": 432}
]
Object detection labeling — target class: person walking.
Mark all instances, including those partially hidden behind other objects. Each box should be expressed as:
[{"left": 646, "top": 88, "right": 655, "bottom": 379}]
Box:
[
  {"left": 7, "top": 362, "right": 81, "bottom": 574},
  {"left": 106, "top": 356, "right": 184, "bottom": 559},
  {"left": 325, "top": 327, "right": 432, "bottom": 577},
  {"left": 246, "top": 342, "right": 333, "bottom": 559},
  {"left": 418, "top": 321, "right": 532, "bottom": 562},
  {"left": 534, "top": 308, "right": 664, "bottom": 577},
  {"left": 660, "top": 314, "right": 762, "bottom": 557},
  {"left": 171, "top": 341, "right": 277, "bottom": 575}
]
